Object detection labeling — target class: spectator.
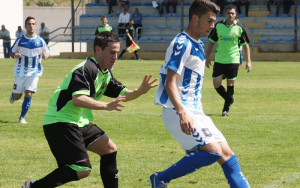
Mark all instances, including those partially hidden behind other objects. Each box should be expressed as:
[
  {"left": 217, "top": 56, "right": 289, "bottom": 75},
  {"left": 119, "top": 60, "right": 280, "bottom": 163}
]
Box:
[
  {"left": 236, "top": 0, "right": 250, "bottom": 16},
  {"left": 0, "top": 25, "right": 11, "bottom": 58},
  {"left": 166, "top": 0, "right": 177, "bottom": 16},
  {"left": 131, "top": 8, "right": 143, "bottom": 39},
  {"left": 106, "top": 0, "right": 117, "bottom": 14},
  {"left": 15, "top": 26, "right": 25, "bottom": 38},
  {"left": 267, "top": 0, "right": 281, "bottom": 16},
  {"left": 39, "top": 22, "right": 50, "bottom": 44},
  {"left": 156, "top": 0, "right": 166, "bottom": 15},
  {"left": 118, "top": 18, "right": 140, "bottom": 60},
  {"left": 118, "top": 0, "right": 130, "bottom": 12},
  {"left": 118, "top": 7, "right": 130, "bottom": 37},
  {"left": 214, "top": 0, "right": 226, "bottom": 15},
  {"left": 95, "top": 16, "right": 114, "bottom": 37},
  {"left": 282, "top": 0, "right": 294, "bottom": 14},
  {"left": 227, "top": 0, "right": 237, "bottom": 5}
]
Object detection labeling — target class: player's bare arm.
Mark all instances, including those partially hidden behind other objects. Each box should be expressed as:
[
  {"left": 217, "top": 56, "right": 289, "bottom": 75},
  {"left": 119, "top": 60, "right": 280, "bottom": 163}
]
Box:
[
  {"left": 205, "top": 41, "right": 214, "bottom": 68},
  {"left": 245, "top": 44, "right": 252, "bottom": 72},
  {"left": 165, "top": 69, "right": 194, "bottom": 135},
  {"left": 124, "top": 74, "right": 158, "bottom": 101},
  {"left": 73, "top": 94, "right": 126, "bottom": 111}
]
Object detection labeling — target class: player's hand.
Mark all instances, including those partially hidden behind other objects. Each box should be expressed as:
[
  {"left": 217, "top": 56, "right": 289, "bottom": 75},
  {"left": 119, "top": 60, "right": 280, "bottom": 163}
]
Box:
[
  {"left": 246, "top": 60, "right": 252, "bottom": 72},
  {"left": 14, "top": 53, "right": 22, "bottom": 59},
  {"left": 179, "top": 111, "right": 194, "bottom": 135},
  {"left": 137, "top": 74, "right": 158, "bottom": 94},
  {"left": 106, "top": 96, "right": 126, "bottom": 111},
  {"left": 43, "top": 52, "right": 50, "bottom": 60},
  {"left": 205, "top": 59, "right": 211, "bottom": 68}
]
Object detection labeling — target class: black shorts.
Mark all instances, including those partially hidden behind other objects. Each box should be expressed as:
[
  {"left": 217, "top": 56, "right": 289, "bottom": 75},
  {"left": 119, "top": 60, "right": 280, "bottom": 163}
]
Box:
[
  {"left": 212, "top": 62, "right": 239, "bottom": 80},
  {"left": 43, "top": 122, "right": 105, "bottom": 170}
]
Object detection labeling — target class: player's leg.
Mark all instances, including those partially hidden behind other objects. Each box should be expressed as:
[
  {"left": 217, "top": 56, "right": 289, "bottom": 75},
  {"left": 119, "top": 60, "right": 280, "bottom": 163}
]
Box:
[
  {"left": 218, "top": 142, "right": 250, "bottom": 188},
  {"left": 150, "top": 109, "right": 223, "bottom": 185},
  {"left": 24, "top": 123, "right": 93, "bottom": 187},
  {"left": 9, "top": 77, "right": 24, "bottom": 104},
  {"left": 222, "top": 64, "right": 239, "bottom": 116},
  {"left": 86, "top": 123, "right": 119, "bottom": 188},
  {"left": 19, "top": 76, "right": 39, "bottom": 123},
  {"left": 213, "top": 62, "right": 227, "bottom": 100}
]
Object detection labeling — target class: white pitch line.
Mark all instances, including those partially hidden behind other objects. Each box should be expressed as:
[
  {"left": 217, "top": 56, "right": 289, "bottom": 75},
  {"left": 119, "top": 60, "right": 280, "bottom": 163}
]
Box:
[{"left": 263, "top": 172, "right": 300, "bottom": 188}]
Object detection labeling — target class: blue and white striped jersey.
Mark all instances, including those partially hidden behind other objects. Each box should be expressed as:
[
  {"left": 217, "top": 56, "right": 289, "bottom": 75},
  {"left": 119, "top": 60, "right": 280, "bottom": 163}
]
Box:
[
  {"left": 155, "top": 32, "right": 206, "bottom": 113},
  {"left": 11, "top": 35, "right": 49, "bottom": 77}
]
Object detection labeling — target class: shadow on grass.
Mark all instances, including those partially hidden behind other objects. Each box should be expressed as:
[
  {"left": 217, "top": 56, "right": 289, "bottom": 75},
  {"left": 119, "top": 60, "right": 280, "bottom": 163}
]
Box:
[
  {"left": 206, "top": 113, "right": 223, "bottom": 117},
  {"left": 0, "top": 119, "right": 12, "bottom": 123}
]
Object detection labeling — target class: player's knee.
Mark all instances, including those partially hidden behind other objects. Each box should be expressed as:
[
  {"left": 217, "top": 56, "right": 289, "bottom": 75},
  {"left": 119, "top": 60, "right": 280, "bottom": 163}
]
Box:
[
  {"left": 77, "top": 170, "right": 91, "bottom": 179},
  {"left": 201, "top": 143, "right": 223, "bottom": 156}
]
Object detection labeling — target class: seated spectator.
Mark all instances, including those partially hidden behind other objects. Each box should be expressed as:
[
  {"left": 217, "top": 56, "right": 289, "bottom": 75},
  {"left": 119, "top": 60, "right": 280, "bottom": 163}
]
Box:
[
  {"left": 39, "top": 22, "right": 50, "bottom": 44},
  {"left": 15, "top": 26, "right": 25, "bottom": 38},
  {"left": 118, "top": 7, "right": 130, "bottom": 37},
  {"left": 236, "top": 0, "right": 250, "bottom": 16},
  {"left": 106, "top": 0, "right": 117, "bottom": 14},
  {"left": 131, "top": 8, "right": 143, "bottom": 39},
  {"left": 267, "top": 0, "right": 281, "bottom": 17},
  {"left": 118, "top": 0, "right": 130, "bottom": 12},
  {"left": 166, "top": 0, "right": 177, "bottom": 16},
  {"left": 156, "top": 0, "right": 166, "bottom": 16}
]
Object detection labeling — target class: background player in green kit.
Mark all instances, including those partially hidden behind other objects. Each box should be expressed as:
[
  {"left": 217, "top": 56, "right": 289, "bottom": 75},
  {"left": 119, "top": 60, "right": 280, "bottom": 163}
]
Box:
[
  {"left": 22, "top": 31, "right": 158, "bottom": 188},
  {"left": 205, "top": 5, "right": 252, "bottom": 117}
]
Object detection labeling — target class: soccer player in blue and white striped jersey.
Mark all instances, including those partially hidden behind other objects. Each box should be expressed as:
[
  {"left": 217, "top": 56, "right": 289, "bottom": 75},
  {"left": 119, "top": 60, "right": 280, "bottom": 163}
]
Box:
[
  {"left": 9, "top": 16, "right": 50, "bottom": 124},
  {"left": 150, "top": 1, "right": 250, "bottom": 187}
]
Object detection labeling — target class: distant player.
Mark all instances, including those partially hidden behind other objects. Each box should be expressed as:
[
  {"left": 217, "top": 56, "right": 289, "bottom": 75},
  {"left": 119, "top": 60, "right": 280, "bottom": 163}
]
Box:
[
  {"left": 205, "top": 5, "right": 251, "bottom": 116},
  {"left": 150, "top": 1, "right": 250, "bottom": 187},
  {"left": 95, "top": 16, "right": 114, "bottom": 37},
  {"left": 22, "top": 31, "right": 157, "bottom": 188},
  {"left": 9, "top": 16, "right": 50, "bottom": 124}
]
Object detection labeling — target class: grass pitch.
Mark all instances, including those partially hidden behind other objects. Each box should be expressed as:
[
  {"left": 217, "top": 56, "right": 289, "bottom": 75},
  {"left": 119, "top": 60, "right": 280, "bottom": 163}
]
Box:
[{"left": 0, "top": 58, "right": 299, "bottom": 188}]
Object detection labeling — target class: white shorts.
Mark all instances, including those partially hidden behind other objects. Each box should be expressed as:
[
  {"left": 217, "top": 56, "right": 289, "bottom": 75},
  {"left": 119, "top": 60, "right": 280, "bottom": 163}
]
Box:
[
  {"left": 162, "top": 107, "right": 227, "bottom": 153},
  {"left": 13, "top": 76, "right": 39, "bottom": 93}
]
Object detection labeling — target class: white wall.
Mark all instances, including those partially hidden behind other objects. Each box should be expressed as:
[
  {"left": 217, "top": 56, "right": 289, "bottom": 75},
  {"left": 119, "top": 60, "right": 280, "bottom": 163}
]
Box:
[{"left": 0, "top": 0, "right": 23, "bottom": 40}]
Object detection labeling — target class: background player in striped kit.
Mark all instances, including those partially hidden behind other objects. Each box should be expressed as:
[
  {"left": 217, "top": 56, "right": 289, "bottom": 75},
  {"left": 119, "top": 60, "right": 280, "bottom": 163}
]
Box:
[
  {"left": 9, "top": 16, "right": 50, "bottom": 124},
  {"left": 150, "top": 1, "right": 250, "bottom": 187}
]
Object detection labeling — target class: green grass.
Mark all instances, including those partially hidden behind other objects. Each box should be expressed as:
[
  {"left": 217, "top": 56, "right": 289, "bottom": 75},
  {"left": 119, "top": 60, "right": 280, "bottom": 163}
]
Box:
[{"left": 0, "top": 59, "right": 299, "bottom": 188}]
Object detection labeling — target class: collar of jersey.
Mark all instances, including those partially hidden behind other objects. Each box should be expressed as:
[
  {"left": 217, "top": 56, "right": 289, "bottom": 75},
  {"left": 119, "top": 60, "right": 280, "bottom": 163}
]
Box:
[
  {"left": 90, "top": 57, "right": 109, "bottom": 74},
  {"left": 223, "top": 19, "right": 237, "bottom": 26}
]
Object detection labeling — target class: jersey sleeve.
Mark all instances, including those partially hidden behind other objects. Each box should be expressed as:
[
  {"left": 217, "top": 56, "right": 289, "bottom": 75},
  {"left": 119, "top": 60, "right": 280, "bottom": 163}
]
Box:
[
  {"left": 239, "top": 26, "right": 250, "bottom": 46},
  {"left": 208, "top": 23, "right": 219, "bottom": 43},
  {"left": 165, "top": 35, "right": 190, "bottom": 75},
  {"left": 104, "top": 72, "right": 128, "bottom": 98},
  {"left": 10, "top": 37, "right": 21, "bottom": 53},
  {"left": 41, "top": 38, "right": 50, "bottom": 53},
  {"left": 71, "top": 61, "right": 98, "bottom": 97}
]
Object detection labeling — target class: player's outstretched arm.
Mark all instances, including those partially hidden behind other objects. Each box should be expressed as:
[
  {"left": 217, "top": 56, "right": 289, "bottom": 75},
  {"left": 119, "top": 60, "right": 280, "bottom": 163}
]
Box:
[
  {"left": 73, "top": 94, "right": 126, "bottom": 111},
  {"left": 123, "top": 74, "right": 158, "bottom": 102}
]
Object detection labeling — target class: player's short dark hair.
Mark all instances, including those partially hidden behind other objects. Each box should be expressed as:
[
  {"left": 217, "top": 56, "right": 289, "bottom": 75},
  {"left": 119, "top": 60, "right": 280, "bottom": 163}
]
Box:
[
  {"left": 189, "top": 0, "right": 220, "bottom": 21},
  {"left": 94, "top": 31, "right": 120, "bottom": 52},
  {"left": 101, "top": 15, "right": 107, "bottom": 20},
  {"left": 25, "top": 16, "right": 36, "bottom": 25},
  {"left": 225, "top": 5, "right": 237, "bottom": 12}
]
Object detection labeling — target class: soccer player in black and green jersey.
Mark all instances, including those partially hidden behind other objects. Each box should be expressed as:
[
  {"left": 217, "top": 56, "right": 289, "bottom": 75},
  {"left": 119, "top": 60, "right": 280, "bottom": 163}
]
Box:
[
  {"left": 95, "top": 16, "right": 114, "bottom": 36},
  {"left": 22, "top": 31, "right": 158, "bottom": 188},
  {"left": 205, "top": 5, "right": 252, "bottom": 117}
]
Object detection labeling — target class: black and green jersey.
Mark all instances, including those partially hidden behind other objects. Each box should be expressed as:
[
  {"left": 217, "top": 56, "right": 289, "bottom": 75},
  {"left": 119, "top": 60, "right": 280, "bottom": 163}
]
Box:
[
  {"left": 208, "top": 19, "right": 250, "bottom": 64},
  {"left": 43, "top": 57, "right": 128, "bottom": 127},
  {"left": 95, "top": 24, "right": 113, "bottom": 36}
]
